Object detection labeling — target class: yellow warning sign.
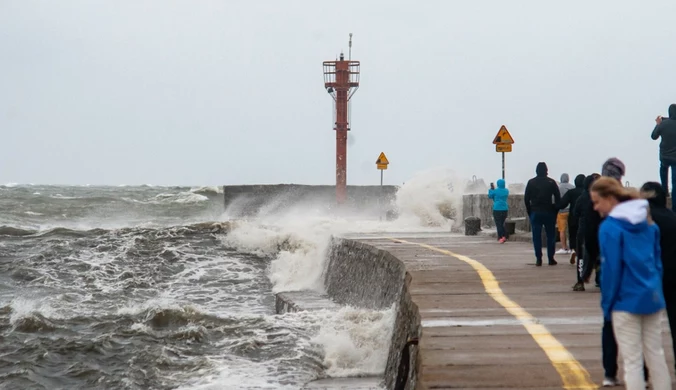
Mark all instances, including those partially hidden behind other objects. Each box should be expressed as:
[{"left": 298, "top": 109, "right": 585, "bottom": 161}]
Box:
[
  {"left": 496, "top": 144, "right": 512, "bottom": 153},
  {"left": 375, "top": 152, "right": 389, "bottom": 165},
  {"left": 492, "top": 125, "right": 515, "bottom": 145},
  {"left": 377, "top": 164, "right": 388, "bottom": 170}
]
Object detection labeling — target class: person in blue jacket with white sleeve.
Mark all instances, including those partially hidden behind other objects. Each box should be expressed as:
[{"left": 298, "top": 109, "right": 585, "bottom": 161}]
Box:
[
  {"left": 591, "top": 176, "right": 671, "bottom": 390},
  {"left": 488, "top": 179, "right": 509, "bottom": 243}
]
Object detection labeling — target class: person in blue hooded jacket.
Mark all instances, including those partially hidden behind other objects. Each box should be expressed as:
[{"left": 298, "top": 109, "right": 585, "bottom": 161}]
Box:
[
  {"left": 591, "top": 177, "right": 671, "bottom": 390},
  {"left": 488, "top": 179, "right": 509, "bottom": 243}
]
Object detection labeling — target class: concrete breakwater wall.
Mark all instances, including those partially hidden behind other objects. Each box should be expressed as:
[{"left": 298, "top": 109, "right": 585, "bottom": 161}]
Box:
[
  {"left": 223, "top": 184, "right": 399, "bottom": 217},
  {"left": 276, "top": 238, "right": 422, "bottom": 390}
]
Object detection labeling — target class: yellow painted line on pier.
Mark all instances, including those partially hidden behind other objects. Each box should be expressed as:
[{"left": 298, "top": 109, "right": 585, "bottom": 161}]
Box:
[{"left": 389, "top": 238, "right": 598, "bottom": 390}]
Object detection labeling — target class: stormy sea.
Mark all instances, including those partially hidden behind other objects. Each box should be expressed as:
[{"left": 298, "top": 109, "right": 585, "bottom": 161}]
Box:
[{"left": 0, "top": 175, "right": 458, "bottom": 389}]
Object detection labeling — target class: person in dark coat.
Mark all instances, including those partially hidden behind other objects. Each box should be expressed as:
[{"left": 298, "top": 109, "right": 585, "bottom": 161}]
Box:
[
  {"left": 652, "top": 103, "right": 676, "bottom": 206},
  {"left": 557, "top": 174, "right": 586, "bottom": 264},
  {"left": 580, "top": 158, "right": 626, "bottom": 286},
  {"left": 573, "top": 173, "right": 601, "bottom": 291},
  {"left": 641, "top": 181, "right": 676, "bottom": 374},
  {"left": 524, "top": 162, "right": 561, "bottom": 266}
]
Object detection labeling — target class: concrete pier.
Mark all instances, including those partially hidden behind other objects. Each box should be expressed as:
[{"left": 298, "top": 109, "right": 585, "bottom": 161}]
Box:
[{"left": 349, "top": 232, "right": 676, "bottom": 389}]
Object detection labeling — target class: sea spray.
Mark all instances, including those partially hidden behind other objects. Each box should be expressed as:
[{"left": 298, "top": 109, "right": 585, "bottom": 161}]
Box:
[
  {"left": 394, "top": 167, "right": 464, "bottom": 227},
  {"left": 221, "top": 169, "right": 465, "bottom": 382},
  {"left": 312, "top": 305, "right": 395, "bottom": 378}
]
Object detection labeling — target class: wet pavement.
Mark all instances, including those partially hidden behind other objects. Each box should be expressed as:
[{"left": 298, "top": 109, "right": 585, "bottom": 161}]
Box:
[{"left": 353, "top": 233, "right": 676, "bottom": 389}]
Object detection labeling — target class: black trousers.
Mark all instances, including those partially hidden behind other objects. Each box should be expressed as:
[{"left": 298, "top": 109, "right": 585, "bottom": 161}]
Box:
[
  {"left": 602, "top": 320, "right": 618, "bottom": 378},
  {"left": 568, "top": 221, "right": 578, "bottom": 252},
  {"left": 665, "top": 286, "right": 676, "bottom": 373}
]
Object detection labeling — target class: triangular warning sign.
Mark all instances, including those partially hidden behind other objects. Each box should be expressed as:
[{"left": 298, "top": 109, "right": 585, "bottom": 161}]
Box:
[
  {"left": 375, "top": 152, "right": 389, "bottom": 165},
  {"left": 492, "top": 125, "right": 514, "bottom": 145}
]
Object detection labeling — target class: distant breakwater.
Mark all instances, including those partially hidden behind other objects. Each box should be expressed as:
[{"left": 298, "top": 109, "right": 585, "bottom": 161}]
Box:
[{"left": 222, "top": 185, "right": 398, "bottom": 218}]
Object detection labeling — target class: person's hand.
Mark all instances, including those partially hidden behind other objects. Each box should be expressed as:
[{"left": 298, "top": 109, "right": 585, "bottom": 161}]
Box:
[{"left": 657, "top": 115, "right": 663, "bottom": 125}]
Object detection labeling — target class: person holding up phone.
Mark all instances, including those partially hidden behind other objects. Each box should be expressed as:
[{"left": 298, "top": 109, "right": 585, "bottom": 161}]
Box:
[
  {"left": 488, "top": 179, "right": 509, "bottom": 243},
  {"left": 651, "top": 104, "right": 676, "bottom": 208}
]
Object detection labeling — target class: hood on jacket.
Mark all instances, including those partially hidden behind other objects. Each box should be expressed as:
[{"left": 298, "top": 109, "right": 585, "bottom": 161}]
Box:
[
  {"left": 583, "top": 174, "right": 600, "bottom": 191},
  {"left": 536, "top": 162, "right": 548, "bottom": 177},
  {"left": 560, "top": 173, "right": 570, "bottom": 183},
  {"left": 609, "top": 199, "right": 649, "bottom": 227},
  {"left": 641, "top": 181, "right": 667, "bottom": 209},
  {"left": 496, "top": 179, "right": 506, "bottom": 188},
  {"left": 574, "top": 174, "right": 585, "bottom": 188},
  {"left": 669, "top": 104, "right": 676, "bottom": 119}
]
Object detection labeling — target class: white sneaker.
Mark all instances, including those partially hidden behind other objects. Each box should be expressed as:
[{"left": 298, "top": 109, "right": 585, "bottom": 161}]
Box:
[
  {"left": 602, "top": 377, "right": 620, "bottom": 387},
  {"left": 555, "top": 248, "right": 568, "bottom": 254}
]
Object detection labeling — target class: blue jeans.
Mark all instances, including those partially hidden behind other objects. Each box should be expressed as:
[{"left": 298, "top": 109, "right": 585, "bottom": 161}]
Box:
[
  {"left": 660, "top": 158, "right": 676, "bottom": 211},
  {"left": 530, "top": 211, "right": 556, "bottom": 263},
  {"left": 493, "top": 210, "right": 508, "bottom": 239}
]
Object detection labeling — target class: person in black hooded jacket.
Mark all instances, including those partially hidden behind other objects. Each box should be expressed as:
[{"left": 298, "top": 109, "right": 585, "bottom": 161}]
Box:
[
  {"left": 652, "top": 103, "right": 676, "bottom": 207},
  {"left": 577, "top": 159, "right": 626, "bottom": 288},
  {"left": 641, "top": 181, "right": 676, "bottom": 373},
  {"left": 524, "top": 162, "right": 561, "bottom": 266},
  {"left": 557, "top": 174, "right": 585, "bottom": 264},
  {"left": 572, "top": 173, "right": 601, "bottom": 291}
]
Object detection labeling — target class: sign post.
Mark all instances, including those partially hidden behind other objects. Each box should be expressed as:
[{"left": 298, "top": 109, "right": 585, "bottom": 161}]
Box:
[
  {"left": 376, "top": 152, "right": 389, "bottom": 220},
  {"left": 492, "top": 125, "right": 514, "bottom": 180}
]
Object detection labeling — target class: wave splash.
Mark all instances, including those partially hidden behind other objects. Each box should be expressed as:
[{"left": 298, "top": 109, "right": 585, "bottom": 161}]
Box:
[{"left": 217, "top": 167, "right": 465, "bottom": 383}]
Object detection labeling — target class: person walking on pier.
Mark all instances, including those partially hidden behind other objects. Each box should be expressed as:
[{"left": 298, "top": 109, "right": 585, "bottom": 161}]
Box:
[
  {"left": 573, "top": 173, "right": 601, "bottom": 291},
  {"left": 641, "top": 181, "right": 676, "bottom": 375},
  {"left": 592, "top": 177, "right": 671, "bottom": 390},
  {"left": 580, "top": 159, "right": 626, "bottom": 288},
  {"left": 524, "top": 162, "right": 561, "bottom": 266},
  {"left": 556, "top": 173, "right": 575, "bottom": 255},
  {"left": 651, "top": 103, "right": 676, "bottom": 209},
  {"left": 557, "top": 174, "right": 585, "bottom": 264},
  {"left": 488, "top": 179, "right": 509, "bottom": 243}
]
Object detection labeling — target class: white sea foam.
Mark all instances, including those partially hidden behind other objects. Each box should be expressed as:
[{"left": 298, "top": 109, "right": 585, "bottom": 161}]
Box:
[
  {"left": 154, "top": 192, "right": 209, "bottom": 204},
  {"left": 50, "top": 194, "right": 81, "bottom": 200},
  {"left": 312, "top": 305, "right": 395, "bottom": 378},
  {"left": 179, "top": 306, "right": 393, "bottom": 389},
  {"left": 190, "top": 186, "right": 223, "bottom": 195}
]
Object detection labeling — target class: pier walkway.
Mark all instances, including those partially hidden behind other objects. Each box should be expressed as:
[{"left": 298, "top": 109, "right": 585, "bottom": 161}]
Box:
[{"left": 352, "top": 232, "right": 676, "bottom": 389}]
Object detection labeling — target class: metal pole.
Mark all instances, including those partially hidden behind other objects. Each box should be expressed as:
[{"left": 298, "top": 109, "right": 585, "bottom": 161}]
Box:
[
  {"left": 380, "top": 169, "right": 384, "bottom": 221},
  {"left": 502, "top": 152, "right": 505, "bottom": 180}
]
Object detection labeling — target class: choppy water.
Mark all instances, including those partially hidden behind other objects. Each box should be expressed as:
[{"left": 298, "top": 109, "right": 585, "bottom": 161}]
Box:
[{"left": 0, "top": 184, "right": 390, "bottom": 390}]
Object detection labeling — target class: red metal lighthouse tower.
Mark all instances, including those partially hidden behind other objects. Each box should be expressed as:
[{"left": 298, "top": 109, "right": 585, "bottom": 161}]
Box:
[{"left": 323, "top": 34, "right": 360, "bottom": 204}]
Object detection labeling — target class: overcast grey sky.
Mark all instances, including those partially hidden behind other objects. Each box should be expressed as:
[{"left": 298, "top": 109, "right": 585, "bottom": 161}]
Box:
[{"left": 2, "top": 1, "right": 675, "bottom": 186}]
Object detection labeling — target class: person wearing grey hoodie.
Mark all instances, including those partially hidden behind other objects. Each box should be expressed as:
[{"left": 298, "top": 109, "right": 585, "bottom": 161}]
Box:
[
  {"left": 651, "top": 103, "right": 676, "bottom": 209},
  {"left": 556, "top": 173, "right": 576, "bottom": 254}
]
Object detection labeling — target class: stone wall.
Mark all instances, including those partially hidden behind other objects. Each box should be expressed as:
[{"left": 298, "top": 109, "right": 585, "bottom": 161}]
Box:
[
  {"left": 277, "top": 238, "right": 422, "bottom": 390},
  {"left": 223, "top": 184, "right": 398, "bottom": 217},
  {"left": 463, "top": 194, "right": 530, "bottom": 231},
  {"left": 323, "top": 238, "right": 422, "bottom": 390}
]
